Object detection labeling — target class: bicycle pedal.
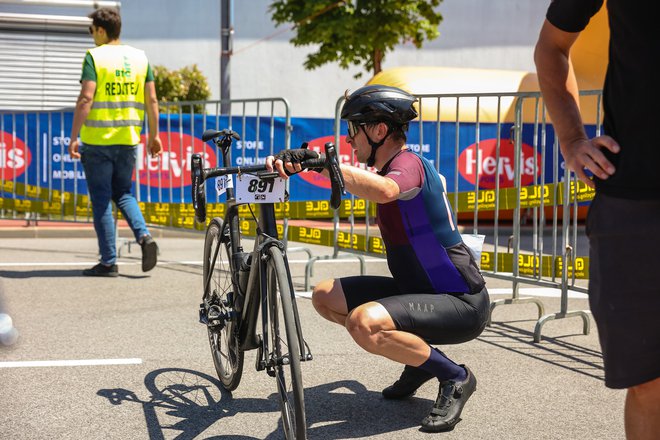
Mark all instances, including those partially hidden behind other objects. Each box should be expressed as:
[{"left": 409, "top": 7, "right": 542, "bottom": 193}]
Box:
[{"left": 198, "top": 304, "right": 208, "bottom": 325}]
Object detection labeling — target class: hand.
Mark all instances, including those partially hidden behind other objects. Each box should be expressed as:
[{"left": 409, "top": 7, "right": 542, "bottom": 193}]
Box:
[
  {"left": 148, "top": 136, "right": 163, "bottom": 158},
  {"left": 265, "top": 147, "right": 320, "bottom": 179},
  {"left": 69, "top": 138, "right": 81, "bottom": 159},
  {"left": 561, "top": 135, "right": 619, "bottom": 188}
]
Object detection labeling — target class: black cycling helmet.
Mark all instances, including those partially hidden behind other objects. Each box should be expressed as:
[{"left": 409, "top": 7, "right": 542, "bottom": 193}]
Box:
[
  {"left": 340, "top": 85, "right": 418, "bottom": 124},
  {"left": 341, "top": 85, "right": 417, "bottom": 167}
]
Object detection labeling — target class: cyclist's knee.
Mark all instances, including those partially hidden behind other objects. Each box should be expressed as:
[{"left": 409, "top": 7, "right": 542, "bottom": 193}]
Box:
[{"left": 345, "top": 304, "right": 392, "bottom": 352}]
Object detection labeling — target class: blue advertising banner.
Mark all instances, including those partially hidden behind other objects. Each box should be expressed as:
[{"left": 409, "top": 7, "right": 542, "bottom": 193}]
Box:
[{"left": 1, "top": 111, "right": 597, "bottom": 204}]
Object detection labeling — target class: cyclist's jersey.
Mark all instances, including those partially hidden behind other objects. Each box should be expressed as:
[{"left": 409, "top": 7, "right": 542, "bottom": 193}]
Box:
[{"left": 377, "top": 150, "right": 484, "bottom": 294}]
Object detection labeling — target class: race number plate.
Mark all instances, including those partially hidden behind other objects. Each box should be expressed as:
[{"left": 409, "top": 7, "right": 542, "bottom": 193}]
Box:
[
  {"left": 215, "top": 175, "right": 234, "bottom": 196},
  {"left": 235, "top": 174, "right": 286, "bottom": 203}
]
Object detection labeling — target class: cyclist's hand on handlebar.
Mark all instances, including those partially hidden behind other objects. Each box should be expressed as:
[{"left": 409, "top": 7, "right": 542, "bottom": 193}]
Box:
[{"left": 266, "top": 145, "right": 321, "bottom": 178}]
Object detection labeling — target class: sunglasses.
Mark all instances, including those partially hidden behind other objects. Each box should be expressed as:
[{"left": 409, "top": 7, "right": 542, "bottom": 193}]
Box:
[
  {"left": 347, "top": 121, "right": 365, "bottom": 138},
  {"left": 88, "top": 25, "right": 94, "bottom": 34}
]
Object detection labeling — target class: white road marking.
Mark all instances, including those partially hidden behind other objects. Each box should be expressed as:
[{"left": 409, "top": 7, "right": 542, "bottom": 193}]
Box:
[
  {"left": 0, "top": 358, "right": 142, "bottom": 368},
  {"left": 0, "top": 262, "right": 585, "bottom": 298},
  {"left": 487, "top": 287, "right": 588, "bottom": 299},
  {"left": 296, "top": 288, "right": 588, "bottom": 299},
  {"left": 0, "top": 258, "right": 387, "bottom": 267}
]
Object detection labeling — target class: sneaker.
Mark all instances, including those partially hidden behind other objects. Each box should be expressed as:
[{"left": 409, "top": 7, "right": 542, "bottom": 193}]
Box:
[
  {"left": 83, "top": 263, "right": 118, "bottom": 277},
  {"left": 382, "top": 365, "right": 435, "bottom": 399},
  {"left": 140, "top": 235, "right": 158, "bottom": 272},
  {"left": 421, "top": 365, "right": 477, "bottom": 432}
]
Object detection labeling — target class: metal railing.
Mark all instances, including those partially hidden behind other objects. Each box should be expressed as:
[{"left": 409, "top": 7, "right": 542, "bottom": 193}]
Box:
[{"left": 1, "top": 91, "right": 603, "bottom": 342}]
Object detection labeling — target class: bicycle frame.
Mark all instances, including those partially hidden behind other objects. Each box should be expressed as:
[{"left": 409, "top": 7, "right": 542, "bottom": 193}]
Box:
[{"left": 200, "top": 140, "right": 311, "bottom": 366}]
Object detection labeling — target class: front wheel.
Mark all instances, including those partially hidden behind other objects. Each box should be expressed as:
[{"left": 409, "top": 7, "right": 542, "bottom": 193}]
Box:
[
  {"left": 266, "top": 246, "right": 306, "bottom": 439},
  {"left": 203, "top": 218, "right": 244, "bottom": 391}
]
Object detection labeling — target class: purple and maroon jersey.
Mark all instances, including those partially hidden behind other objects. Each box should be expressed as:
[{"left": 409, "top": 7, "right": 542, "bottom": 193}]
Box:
[{"left": 377, "top": 150, "right": 471, "bottom": 294}]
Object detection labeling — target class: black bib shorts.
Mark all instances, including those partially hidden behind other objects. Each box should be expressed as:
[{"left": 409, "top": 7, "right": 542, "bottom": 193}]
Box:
[{"left": 340, "top": 275, "right": 490, "bottom": 345}]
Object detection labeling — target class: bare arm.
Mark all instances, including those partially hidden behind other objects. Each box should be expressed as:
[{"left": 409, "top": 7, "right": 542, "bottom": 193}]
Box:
[
  {"left": 534, "top": 19, "right": 618, "bottom": 187},
  {"left": 68, "top": 80, "right": 96, "bottom": 159},
  {"left": 144, "top": 81, "right": 162, "bottom": 157},
  {"left": 265, "top": 157, "right": 401, "bottom": 204},
  {"left": 337, "top": 164, "right": 400, "bottom": 204}
]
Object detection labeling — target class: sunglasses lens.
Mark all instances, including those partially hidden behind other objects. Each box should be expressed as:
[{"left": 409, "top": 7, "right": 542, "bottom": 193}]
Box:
[
  {"left": 347, "top": 121, "right": 356, "bottom": 137},
  {"left": 88, "top": 26, "right": 93, "bottom": 34}
]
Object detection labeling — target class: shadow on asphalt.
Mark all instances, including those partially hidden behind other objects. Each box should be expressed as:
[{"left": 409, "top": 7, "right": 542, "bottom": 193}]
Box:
[
  {"left": 0, "top": 269, "right": 86, "bottom": 278},
  {"left": 478, "top": 321, "right": 605, "bottom": 381},
  {"left": 97, "top": 367, "right": 427, "bottom": 439},
  {"left": 0, "top": 269, "right": 150, "bottom": 279},
  {"left": 0, "top": 246, "right": 97, "bottom": 257}
]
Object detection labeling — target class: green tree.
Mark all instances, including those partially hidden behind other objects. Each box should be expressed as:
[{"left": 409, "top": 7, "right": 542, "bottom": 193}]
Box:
[
  {"left": 270, "top": 0, "right": 443, "bottom": 79},
  {"left": 153, "top": 64, "right": 211, "bottom": 113}
]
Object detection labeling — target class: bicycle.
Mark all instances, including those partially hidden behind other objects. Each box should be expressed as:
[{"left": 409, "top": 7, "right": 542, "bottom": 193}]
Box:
[{"left": 191, "top": 128, "right": 345, "bottom": 439}]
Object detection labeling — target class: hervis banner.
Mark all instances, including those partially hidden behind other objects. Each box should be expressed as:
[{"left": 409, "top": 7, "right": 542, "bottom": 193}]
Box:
[{"left": 1, "top": 112, "right": 592, "bottom": 203}]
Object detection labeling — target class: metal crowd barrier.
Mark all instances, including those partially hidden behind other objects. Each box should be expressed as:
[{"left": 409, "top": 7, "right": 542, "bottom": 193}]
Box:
[
  {"left": 1, "top": 97, "right": 291, "bottom": 224},
  {"left": 1, "top": 91, "right": 600, "bottom": 343}
]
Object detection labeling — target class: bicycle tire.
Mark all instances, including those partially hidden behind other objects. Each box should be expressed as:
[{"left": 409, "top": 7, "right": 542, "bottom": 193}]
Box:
[
  {"left": 203, "top": 218, "right": 244, "bottom": 391},
  {"left": 266, "top": 246, "right": 306, "bottom": 439}
]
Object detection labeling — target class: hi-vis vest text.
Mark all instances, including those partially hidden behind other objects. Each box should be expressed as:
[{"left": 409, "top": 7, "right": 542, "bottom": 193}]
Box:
[{"left": 81, "top": 44, "right": 148, "bottom": 146}]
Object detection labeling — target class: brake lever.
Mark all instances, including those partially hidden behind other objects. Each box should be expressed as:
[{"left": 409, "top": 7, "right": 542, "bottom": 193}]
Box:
[
  {"left": 323, "top": 142, "right": 346, "bottom": 210},
  {"left": 191, "top": 153, "right": 207, "bottom": 223}
]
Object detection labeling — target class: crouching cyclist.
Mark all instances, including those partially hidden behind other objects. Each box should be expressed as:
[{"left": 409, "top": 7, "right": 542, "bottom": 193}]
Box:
[{"left": 266, "top": 85, "right": 490, "bottom": 432}]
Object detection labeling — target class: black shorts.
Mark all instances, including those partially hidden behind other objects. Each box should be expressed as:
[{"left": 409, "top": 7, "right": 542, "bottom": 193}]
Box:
[
  {"left": 587, "top": 193, "right": 660, "bottom": 388},
  {"left": 340, "top": 275, "right": 490, "bottom": 344}
]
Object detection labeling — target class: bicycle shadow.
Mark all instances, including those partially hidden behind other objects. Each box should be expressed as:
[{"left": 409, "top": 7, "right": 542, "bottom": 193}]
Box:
[{"left": 97, "top": 367, "right": 426, "bottom": 439}]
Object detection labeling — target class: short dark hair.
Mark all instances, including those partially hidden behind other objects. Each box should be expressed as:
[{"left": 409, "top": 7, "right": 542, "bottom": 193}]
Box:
[
  {"left": 365, "top": 122, "right": 409, "bottom": 143},
  {"left": 89, "top": 7, "right": 121, "bottom": 40}
]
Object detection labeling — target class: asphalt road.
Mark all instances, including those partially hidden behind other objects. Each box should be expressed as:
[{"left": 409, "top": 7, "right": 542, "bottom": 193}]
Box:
[{"left": 0, "top": 233, "right": 623, "bottom": 439}]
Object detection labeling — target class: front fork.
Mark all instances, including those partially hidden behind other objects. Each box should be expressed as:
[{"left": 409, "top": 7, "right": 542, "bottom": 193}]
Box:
[{"left": 254, "top": 243, "right": 313, "bottom": 378}]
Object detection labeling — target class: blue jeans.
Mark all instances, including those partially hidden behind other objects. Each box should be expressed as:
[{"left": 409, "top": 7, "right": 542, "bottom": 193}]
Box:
[{"left": 80, "top": 144, "right": 149, "bottom": 265}]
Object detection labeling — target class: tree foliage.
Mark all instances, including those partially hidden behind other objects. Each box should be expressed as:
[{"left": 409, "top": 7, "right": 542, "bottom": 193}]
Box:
[
  {"left": 269, "top": 0, "right": 443, "bottom": 79},
  {"left": 153, "top": 64, "right": 211, "bottom": 113}
]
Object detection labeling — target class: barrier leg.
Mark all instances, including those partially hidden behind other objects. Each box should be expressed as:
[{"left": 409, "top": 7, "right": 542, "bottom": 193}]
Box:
[
  {"left": 488, "top": 296, "right": 545, "bottom": 326},
  {"left": 304, "top": 256, "right": 321, "bottom": 291},
  {"left": 533, "top": 310, "right": 591, "bottom": 343},
  {"left": 487, "top": 278, "right": 546, "bottom": 326},
  {"left": 303, "top": 253, "right": 367, "bottom": 292}
]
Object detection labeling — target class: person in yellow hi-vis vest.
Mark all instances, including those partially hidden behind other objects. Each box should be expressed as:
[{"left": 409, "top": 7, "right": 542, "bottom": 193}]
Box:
[{"left": 69, "top": 7, "right": 161, "bottom": 277}]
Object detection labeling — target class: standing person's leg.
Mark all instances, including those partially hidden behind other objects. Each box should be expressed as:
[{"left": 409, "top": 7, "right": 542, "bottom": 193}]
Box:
[
  {"left": 80, "top": 144, "right": 118, "bottom": 276},
  {"left": 112, "top": 145, "right": 158, "bottom": 272},
  {"left": 587, "top": 193, "right": 660, "bottom": 439},
  {"left": 625, "top": 378, "right": 660, "bottom": 440}
]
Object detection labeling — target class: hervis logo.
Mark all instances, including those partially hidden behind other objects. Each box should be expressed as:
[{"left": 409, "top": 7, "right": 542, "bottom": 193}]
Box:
[
  {"left": 136, "top": 132, "right": 217, "bottom": 187},
  {"left": 458, "top": 138, "right": 540, "bottom": 189},
  {"left": 297, "top": 135, "right": 358, "bottom": 189},
  {"left": 0, "top": 131, "right": 32, "bottom": 180}
]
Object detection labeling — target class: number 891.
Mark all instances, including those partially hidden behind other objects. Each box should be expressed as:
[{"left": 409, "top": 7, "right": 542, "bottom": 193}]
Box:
[{"left": 248, "top": 179, "right": 274, "bottom": 193}]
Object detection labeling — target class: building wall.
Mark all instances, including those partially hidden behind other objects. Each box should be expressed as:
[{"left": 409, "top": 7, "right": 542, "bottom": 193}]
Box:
[
  {"left": 123, "top": 0, "right": 549, "bottom": 118},
  {"left": 2, "top": 0, "right": 549, "bottom": 117}
]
